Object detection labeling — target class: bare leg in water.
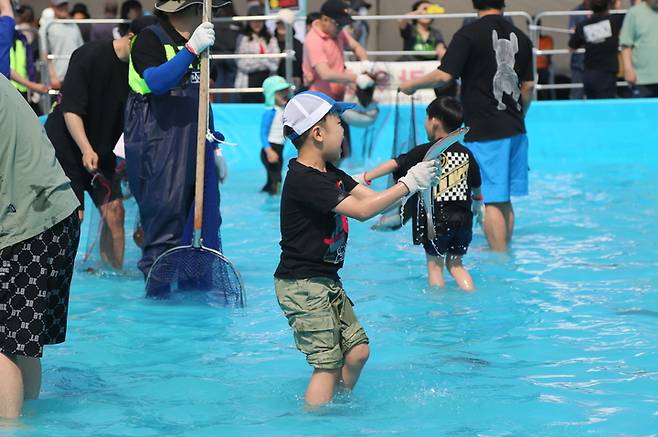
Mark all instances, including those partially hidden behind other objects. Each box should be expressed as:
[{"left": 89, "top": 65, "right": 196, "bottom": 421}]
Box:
[
  {"left": 426, "top": 253, "right": 446, "bottom": 288},
  {"left": 0, "top": 354, "right": 41, "bottom": 419},
  {"left": 484, "top": 202, "right": 515, "bottom": 252},
  {"left": 99, "top": 199, "right": 125, "bottom": 270},
  {"left": 305, "top": 344, "right": 370, "bottom": 406},
  {"left": 446, "top": 255, "right": 475, "bottom": 291}
]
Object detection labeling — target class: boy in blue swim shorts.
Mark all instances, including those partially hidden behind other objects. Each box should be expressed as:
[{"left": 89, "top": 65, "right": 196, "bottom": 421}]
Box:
[
  {"left": 275, "top": 91, "right": 439, "bottom": 406},
  {"left": 359, "top": 97, "right": 484, "bottom": 290}
]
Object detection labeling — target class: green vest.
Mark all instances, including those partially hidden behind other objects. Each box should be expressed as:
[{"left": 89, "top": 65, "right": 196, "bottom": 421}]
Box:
[
  {"left": 9, "top": 38, "right": 28, "bottom": 93},
  {"left": 129, "top": 40, "right": 187, "bottom": 95}
]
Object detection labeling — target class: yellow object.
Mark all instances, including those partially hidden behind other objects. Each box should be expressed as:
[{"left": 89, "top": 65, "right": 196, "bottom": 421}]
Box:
[
  {"left": 10, "top": 38, "right": 28, "bottom": 93},
  {"left": 426, "top": 4, "right": 445, "bottom": 14}
]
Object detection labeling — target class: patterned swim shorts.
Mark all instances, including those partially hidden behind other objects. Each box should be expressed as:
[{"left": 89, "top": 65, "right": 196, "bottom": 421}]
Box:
[{"left": 0, "top": 213, "right": 80, "bottom": 358}]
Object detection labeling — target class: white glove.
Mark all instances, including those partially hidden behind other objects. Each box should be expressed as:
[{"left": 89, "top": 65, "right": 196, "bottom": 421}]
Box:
[
  {"left": 185, "top": 22, "right": 215, "bottom": 56},
  {"left": 356, "top": 73, "right": 375, "bottom": 90},
  {"left": 398, "top": 160, "right": 439, "bottom": 195},
  {"left": 472, "top": 199, "right": 485, "bottom": 227},
  {"left": 214, "top": 147, "right": 228, "bottom": 183},
  {"left": 360, "top": 60, "right": 373, "bottom": 74}
]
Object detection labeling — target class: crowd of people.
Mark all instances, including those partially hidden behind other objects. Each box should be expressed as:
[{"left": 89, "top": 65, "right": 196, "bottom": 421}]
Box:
[
  {"left": 1, "top": 0, "right": 658, "bottom": 418},
  {"left": 3, "top": 0, "right": 656, "bottom": 107}
]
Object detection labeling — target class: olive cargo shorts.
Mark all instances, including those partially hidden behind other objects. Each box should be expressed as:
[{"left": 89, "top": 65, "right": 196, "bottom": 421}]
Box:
[{"left": 275, "top": 277, "right": 369, "bottom": 369}]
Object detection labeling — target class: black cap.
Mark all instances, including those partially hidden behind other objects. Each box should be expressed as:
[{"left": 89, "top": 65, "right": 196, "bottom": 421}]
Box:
[{"left": 320, "top": 0, "right": 354, "bottom": 27}]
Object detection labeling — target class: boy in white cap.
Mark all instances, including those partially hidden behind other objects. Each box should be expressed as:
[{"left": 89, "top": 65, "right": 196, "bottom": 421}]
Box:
[{"left": 274, "top": 91, "right": 439, "bottom": 406}]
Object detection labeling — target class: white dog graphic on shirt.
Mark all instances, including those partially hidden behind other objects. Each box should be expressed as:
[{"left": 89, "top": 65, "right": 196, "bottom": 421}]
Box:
[{"left": 492, "top": 30, "right": 521, "bottom": 111}]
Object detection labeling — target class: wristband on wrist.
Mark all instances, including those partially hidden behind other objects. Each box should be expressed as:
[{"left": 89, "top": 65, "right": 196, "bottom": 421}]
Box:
[
  {"left": 185, "top": 43, "right": 197, "bottom": 56},
  {"left": 362, "top": 171, "right": 372, "bottom": 186},
  {"left": 472, "top": 194, "right": 484, "bottom": 201}
]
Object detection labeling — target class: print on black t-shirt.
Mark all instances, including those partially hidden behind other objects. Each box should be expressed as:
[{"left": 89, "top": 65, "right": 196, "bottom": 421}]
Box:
[
  {"left": 435, "top": 150, "right": 472, "bottom": 202},
  {"left": 323, "top": 179, "right": 349, "bottom": 264},
  {"left": 568, "top": 14, "right": 623, "bottom": 74},
  {"left": 439, "top": 16, "right": 533, "bottom": 142},
  {"left": 492, "top": 30, "right": 521, "bottom": 111}
]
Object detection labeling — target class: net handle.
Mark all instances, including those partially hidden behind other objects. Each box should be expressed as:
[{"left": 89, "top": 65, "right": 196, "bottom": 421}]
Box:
[{"left": 193, "top": 0, "right": 211, "bottom": 246}]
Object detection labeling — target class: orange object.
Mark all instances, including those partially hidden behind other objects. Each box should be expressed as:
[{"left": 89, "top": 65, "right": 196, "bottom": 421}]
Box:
[{"left": 536, "top": 35, "right": 553, "bottom": 70}]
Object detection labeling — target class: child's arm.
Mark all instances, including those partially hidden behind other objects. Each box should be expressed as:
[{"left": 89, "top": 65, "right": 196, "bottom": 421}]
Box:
[
  {"left": 359, "top": 159, "right": 399, "bottom": 185},
  {"left": 336, "top": 161, "right": 437, "bottom": 222},
  {"left": 260, "top": 110, "right": 279, "bottom": 163},
  {"left": 468, "top": 154, "right": 485, "bottom": 226},
  {"left": 260, "top": 109, "right": 275, "bottom": 150},
  {"left": 10, "top": 69, "right": 49, "bottom": 94},
  {"left": 471, "top": 187, "right": 485, "bottom": 227}
]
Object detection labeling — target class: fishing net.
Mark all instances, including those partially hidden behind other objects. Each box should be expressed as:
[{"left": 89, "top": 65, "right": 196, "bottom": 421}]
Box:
[{"left": 144, "top": 245, "right": 245, "bottom": 306}]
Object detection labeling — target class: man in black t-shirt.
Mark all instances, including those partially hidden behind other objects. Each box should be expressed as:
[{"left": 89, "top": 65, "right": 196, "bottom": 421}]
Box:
[
  {"left": 45, "top": 21, "right": 138, "bottom": 270},
  {"left": 568, "top": 0, "right": 624, "bottom": 99},
  {"left": 400, "top": 0, "right": 534, "bottom": 253},
  {"left": 357, "top": 97, "right": 484, "bottom": 291},
  {"left": 275, "top": 91, "right": 439, "bottom": 406}
]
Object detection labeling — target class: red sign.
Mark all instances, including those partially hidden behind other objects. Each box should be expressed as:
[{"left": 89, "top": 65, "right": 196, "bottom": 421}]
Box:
[{"left": 269, "top": 0, "right": 300, "bottom": 9}]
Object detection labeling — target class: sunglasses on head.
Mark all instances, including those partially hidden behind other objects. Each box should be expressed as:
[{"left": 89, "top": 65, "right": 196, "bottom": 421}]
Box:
[{"left": 328, "top": 17, "right": 347, "bottom": 28}]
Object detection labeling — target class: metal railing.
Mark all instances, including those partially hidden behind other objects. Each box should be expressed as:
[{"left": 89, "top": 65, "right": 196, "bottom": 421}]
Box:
[
  {"left": 37, "top": 10, "right": 630, "bottom": 102},
  {"left": 211, "top": 11, "right": 533, "bottom": 94},
  {"left": 40, "top": 19, "right": 130, "bottom": 109},
  {"left": 344, "top": 11, "right": 532, "bottom": 60},
  {"left": 530, "top": 9, "right": 629, "bottom": 99},
  {"left": 211, "top": 14, "right": 297, "bottom": 94}
]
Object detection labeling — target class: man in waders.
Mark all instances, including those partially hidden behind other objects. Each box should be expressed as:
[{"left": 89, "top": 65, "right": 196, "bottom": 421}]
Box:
[{"left": 124, "top": 0, "right": 229, "bottom": 292}]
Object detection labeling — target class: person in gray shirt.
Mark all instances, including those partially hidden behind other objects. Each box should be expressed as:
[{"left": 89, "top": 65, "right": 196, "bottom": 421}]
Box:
[
  {"left": 0, "top": 74, "right": 80, "bottom": 419},
  {"left": 38, "top": 0, "right": 83, "bottom": 89}
]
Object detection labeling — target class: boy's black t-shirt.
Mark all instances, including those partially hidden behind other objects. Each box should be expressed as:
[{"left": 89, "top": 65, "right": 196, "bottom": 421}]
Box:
[
  {"left": 393, "top": 142, "right": 482, "bottom": 244},
  {"left": 45, "top": 40, "right": 128, "bottom": 173},
  {"left": 568, "top": 13, "right": 624, "bottom": 74},
  {"left": 275, "top": 159, "right": 358, "bottom": 280},
  {"left": 439, "top": 15, "right": 533, "bottom": 142}
]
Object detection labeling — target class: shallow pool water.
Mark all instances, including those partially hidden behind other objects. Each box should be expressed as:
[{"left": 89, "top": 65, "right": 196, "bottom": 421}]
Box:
[{"left": 4, "top": 102, "right": 658, "bottom": 436}]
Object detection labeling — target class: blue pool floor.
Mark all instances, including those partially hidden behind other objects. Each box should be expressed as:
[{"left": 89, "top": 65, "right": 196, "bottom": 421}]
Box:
[{"left": 4, "top": 100, "right": 658, "bottom": 435}]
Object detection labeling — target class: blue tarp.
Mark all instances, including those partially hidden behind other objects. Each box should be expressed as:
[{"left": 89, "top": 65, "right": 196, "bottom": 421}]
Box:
[{"left": 212, "top": 99, "right": 658, "bottom": 171}]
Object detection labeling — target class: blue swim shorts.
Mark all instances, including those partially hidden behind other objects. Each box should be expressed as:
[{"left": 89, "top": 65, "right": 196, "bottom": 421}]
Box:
[{"left": 465, "top": 134, "right": 529, "bottom": 203}]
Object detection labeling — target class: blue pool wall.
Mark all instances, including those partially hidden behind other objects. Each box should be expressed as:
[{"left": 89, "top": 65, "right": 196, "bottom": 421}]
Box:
[{"left": 212, "top": 99, "right": 658, "bottom": 171}]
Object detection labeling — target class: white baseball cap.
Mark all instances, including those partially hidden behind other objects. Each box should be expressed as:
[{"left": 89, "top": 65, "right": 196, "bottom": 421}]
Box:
[{"left": 283, "top": 92, "right": 356, "bottom": 141}]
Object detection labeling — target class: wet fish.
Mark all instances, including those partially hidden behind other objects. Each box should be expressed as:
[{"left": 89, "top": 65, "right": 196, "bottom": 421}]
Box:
[{"left": 616, "top": 308, "right": 658, "bottom": 318}]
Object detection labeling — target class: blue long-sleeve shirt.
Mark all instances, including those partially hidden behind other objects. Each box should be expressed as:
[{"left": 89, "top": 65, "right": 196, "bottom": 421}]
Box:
[
  {"left": 260, "top": 106, "right": 284, "bottom": 149},
  {"left": 143, "top": 46, "right": 194, "bottom": 96}
]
